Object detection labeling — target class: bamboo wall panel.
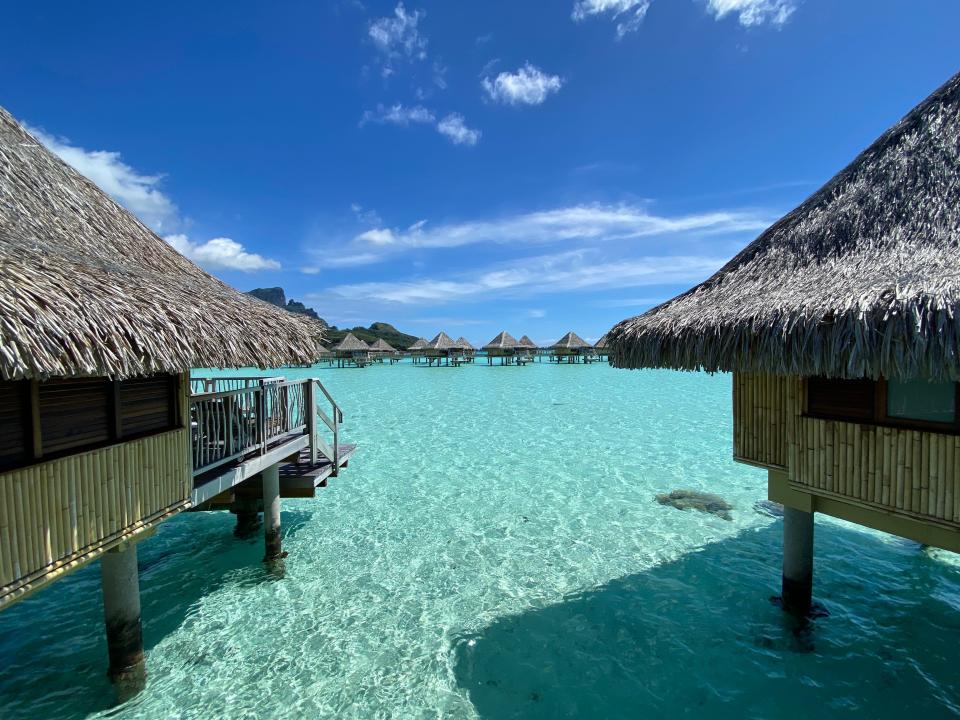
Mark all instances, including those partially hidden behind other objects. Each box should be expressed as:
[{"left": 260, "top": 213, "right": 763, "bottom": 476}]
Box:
[
  {"left": 791, "top": 417, "right": 960, "bottom": 524},
  {"left": 0, "top": 428, "right": 191, "bottom": 596},
  {"left": 732, "top": 373, "right": 793, "bottom": 469}
]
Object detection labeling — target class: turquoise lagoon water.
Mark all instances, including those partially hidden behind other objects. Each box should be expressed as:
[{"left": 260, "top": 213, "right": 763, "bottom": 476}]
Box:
[{"left": 2, "top": 361, "right": 960, "bottom": 718}]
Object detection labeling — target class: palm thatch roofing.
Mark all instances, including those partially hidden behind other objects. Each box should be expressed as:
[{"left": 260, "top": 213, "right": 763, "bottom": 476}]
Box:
[
  {"left": 552, "top": 331, "right": 592, "bottom": 350},
  {"left": 369, "top": 338, "right": 398, "bottom": 353},
  {"left": 455, "top": 336, "right": 476, "bottom": 350},
  {"left": 315, "top": 344, "right": 332, "bottom": 356},
  {"left": 518, "top": 335, "right": 539, "bottom": 350},
  {"left": 594, "top": 334, "right": 608, "bottom": 349},
  {"left": 407, "top": 337, "right": 429, "bottom": 351},
  {"left": 332, "top": 333, "right": 370, "bottom": 352},
  {"left": 427, "top": 331, "right": 457, "bottom": 351},
  {"left": 608, "top": 72, "right": 960, "bottom": 382},
  {"left": 0, "top": 107, "right": 323, "bottom": 381},
  {"left": 483, "top": 331, "right": 520, "bottom": 350}
]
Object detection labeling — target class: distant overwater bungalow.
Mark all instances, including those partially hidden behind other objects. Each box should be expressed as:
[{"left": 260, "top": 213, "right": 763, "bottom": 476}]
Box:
[
  {"left": 455, "top": 336, "right": 477, "bottom": 362},
  {"left": 0, "top": 108, "right": 354, "bottom": 691},
  {"left": 332, "top": 332, "right": 372, "bottom": 368},
  {"left": 609, "top": 72, "right": 960, "bottom": 617},
  {"left": 369, "top": 338, "right": 401, "bottom": 364},
  {"left": 425, "top": 332, "right": 463, "bottom": 366},
  {"left": 483, "top": 331, "right": 524, "bottom": 365},
  {"left": 407, "top": 337, "right": 429, "bottom": 364},
  {"left": 517, "top": 335, "right": 540, "bottom": 361},
  {"left": 549, "top": 331, "right": 593, "bottom": 363}
]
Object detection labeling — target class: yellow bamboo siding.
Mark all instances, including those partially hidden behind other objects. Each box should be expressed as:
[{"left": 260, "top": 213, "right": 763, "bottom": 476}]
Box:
[
  {"left": 732, "top": 373, "right": 790, "bottom": 469},
  {"left": 0, "top": 428, "right": 191, "bottom": 602},
  {"left": 791, "top": 418, "right": 960, "bottom": 525}
]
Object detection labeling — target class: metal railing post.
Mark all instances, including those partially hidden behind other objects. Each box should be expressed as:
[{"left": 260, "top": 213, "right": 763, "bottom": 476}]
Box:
[{"left": 306, "top": 380, "right": 318, "bottom": 464}]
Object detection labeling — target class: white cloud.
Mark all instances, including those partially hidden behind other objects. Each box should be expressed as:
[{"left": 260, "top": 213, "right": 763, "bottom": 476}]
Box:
[
  {"left": 482, "top": 64, "right": 563, "bottom": 106},
  {"left": 526, "top": 309, "right": 547, "bottom": 318},
  {"left": 368, "top": 2, "right": 427, "bottom": 76},
  {"left": 27, "top": 125, "right": 179, "bottom": 232},
  {"left": 437, "top": 114, "right": 481, "bottom": 146},
  {"left": 165, "top": 234, "right": 280, "bottom": 272},
  {"left": 572, "top": 0, "right": 651, "bottom": 37},
  {"left": 320, "top": 250, "right": 724, "bottom": 305},
  {"left": 360, "top": 103, "right": 435, "bottom": 126},
  {"left": 336, "top": 203, "right": 769, "bottom": 261},
  {"left": 704, "top": 0, "right": 796, "bottom": 26},
  {"left": 356, "top": 228, "right": 397, "bottom": 245}
]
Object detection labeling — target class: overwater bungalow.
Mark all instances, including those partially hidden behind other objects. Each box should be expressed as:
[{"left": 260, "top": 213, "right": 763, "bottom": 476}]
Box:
[
  {"left": 407, "top": 337, "right": 429, "bottom": 364},
  {"left": 518, "top": 335, "right": 540, "bottom": 361},
  {"left": 0, "top": 108, "right": 354, "bottom": 686},
  {"left": 455, "top": 337, "right": 477, "bottom": 362},
  {"left": 315, "top": 344, "right": 334, "bottom": 366},
  {"left": 550, "top": 331, "right": 593, "bottom": 364},
  {"left": 483, "top": 331, "right": 523, "bottom": 365},
  {"left": 369, "top": 338, "right": 401, "bottom": 364},
  {"left": 425, "top": 332, "right": 463, "bottom": 366},
  {"left": 332, "top": 332, "right": 372, "bottom": 368},
  {"left": 608, "top": 72, "right": 960, "bottom": 617},
  {"left": 593, "top": 334, "right": 609, "bottom": 360}
]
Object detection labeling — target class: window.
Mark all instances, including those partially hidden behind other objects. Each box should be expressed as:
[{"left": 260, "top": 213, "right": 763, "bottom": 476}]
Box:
[
  {"left": 806, "top": 377, "right": 876, "bottom": 421},
  {"left": 0, "top": 374, "right": 180, "bottom": 471},
  {"left": 885, "top": 379, "right": 957, "bottom": 425},
  {"left": 805, "top": 376, "right": 959, "bottom": 433}
]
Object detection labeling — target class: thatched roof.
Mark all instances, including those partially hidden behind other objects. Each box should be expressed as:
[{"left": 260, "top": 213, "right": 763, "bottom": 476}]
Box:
[
  {"left": 427, "top": 331, "right": 457, "bottom": 350},
  {"left": 518, "top": 335, "right": 538, "bottom": 349},
  {"left": 315, "top": 344, "right": 332, "bottom": 356},
  {"left": 455, "top": 336, "right": 476, "bottom": 350},
  {"left": 369, "top": 338, "right": 398, "bottom": 353},
  {"left": 483, "top": 331, "right": 520, "bottom": 350},
  {"left": 609, "top": 72, "right": 960, "bottom": 381},
  {"left": 0, "top": 108, "right": 323, "bottom": 381},
  {"left": 594, "top": 334, "right": 608, "bottom": 349},
  {"left": 332, "top": 333, "right": 369, "bottom": 352},
  {"left": 552, "top": 331, "right": 591, "bottom": 350},
  {"left": 407, "top": 337, "right": 429, "bottom": 351}
]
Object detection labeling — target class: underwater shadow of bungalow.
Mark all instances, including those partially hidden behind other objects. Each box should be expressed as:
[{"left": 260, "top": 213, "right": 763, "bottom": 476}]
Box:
[
  {"left": 608, "top": 71, "right": 960, "bottom": 617},
  {"left": 0, "top": 107, "right": 355, "bottom": 689}
]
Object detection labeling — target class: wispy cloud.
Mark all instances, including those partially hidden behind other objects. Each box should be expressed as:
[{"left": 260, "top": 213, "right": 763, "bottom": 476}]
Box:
[
  {"left": 437, "top": 113, "right": 481, "bottom": 146},
  {"left": 317, "top": 250, "right": 724, "bottom": 306},
  {"left": 368, "top": 2, "right": 427, "bottom": 77},
  {"left": 572, "top": 0, "right": 651, "bottom": 37},
  {"left": 326, "top": 203, "right": 771, "bottom": 267},
  {"left": 482, "top": 64, "right": 564, "bottom": 106},
  {"left": 27, "top": 124, "right": 179, "bottom": 232},
  {"left": 572, "top": 0, "right": 798, "bottom": 36},
  {"left": 704, "top": 0, "right": 797, "bottom": 26},
  {"left": 165, "top": 235, "right": 281, "bottom": 272},
  {"left": 360, "top": 103, "right": 435, "bottom": 126},
  {"left": 28, "top": 122, "right": 280, "bottom": 273}
]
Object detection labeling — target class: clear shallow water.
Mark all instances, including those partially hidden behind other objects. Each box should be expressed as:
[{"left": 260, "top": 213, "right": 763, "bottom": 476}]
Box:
[{"left": 1, "top": 361, "right": 960, "bottom": 718}]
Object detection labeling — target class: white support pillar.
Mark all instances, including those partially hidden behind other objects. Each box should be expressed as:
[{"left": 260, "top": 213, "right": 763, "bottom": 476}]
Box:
[
  {"left": 100, "top": 542, "right": 145, "bottom": 688},
  {"left": 263, "top": 462, "right": 283, "bottom": 561},
  {"left": 782, "top": 506, "right": 814, "bottom": 616}
]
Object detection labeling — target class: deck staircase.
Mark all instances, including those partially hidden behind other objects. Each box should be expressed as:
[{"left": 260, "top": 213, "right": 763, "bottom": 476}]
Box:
[{"left": 188, "top": 376, "right": 355, "bottom": 508}]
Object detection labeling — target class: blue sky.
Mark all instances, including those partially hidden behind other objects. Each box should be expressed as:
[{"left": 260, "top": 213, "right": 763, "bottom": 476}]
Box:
[{"left": 3, "top": 1, "right": 958, "bottom": 345}]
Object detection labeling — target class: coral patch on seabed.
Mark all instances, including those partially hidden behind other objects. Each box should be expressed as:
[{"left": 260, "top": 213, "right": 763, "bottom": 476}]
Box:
[{"left": 655, "top": 489, "right": 733, "bottom": 521}]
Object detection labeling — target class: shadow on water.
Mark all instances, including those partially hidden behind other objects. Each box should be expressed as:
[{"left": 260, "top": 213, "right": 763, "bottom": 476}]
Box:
[
  {"left": 0, "top": 507, "right": 313, "bottom": 719},
  {"left": 453, "top": 522, "right": 960, "bottom": 720}
]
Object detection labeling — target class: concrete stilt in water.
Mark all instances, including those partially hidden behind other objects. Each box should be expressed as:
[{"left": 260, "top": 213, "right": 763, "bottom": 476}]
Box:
[
  {"left": 263, "top": 462, "right": 283, "bottom": 561},
  {"left": 781, "top": 507, "right": 814, "bottom": 616},
  {"left": 100, "top": 542, "right": 146, "bottom": 692},
  {"left": 231, "top": 498, "right": 260, "bottom": 538}
]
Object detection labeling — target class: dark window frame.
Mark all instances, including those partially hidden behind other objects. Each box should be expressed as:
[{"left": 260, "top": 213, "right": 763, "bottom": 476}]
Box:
[
  {"left": 805, "top": 376, "right": 960, "bottom": 435},
  {"left": 0, "top": 374, "right": 182, "bottom": 472}
]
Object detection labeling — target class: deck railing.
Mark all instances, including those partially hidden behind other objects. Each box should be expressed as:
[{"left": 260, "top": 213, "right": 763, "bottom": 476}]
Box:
[{"left": 189, "top": 376, "right": 343, "bottom": 476}]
